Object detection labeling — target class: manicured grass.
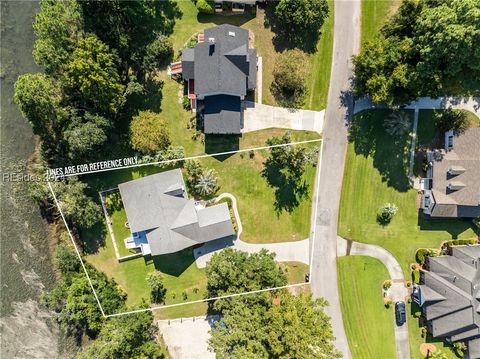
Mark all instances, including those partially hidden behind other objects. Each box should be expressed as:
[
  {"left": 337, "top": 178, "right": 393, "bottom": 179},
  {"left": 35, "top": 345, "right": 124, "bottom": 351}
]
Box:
[
  {"left": 337, "top": 256, "right": 396, "bottom": 359},
  {"left": 306, "top": 0, "right": 334, "bottom": 110},
  {"left": 338, "top": 110, "right": 477, "bottom": 277},
  {"left": 279, "top": 262, "right": 309, "bottom": 284},
  {"left": 361, "top": 0, "right": 400, "bottom": 46},
  {"left": 86, "top": 229, "right": 208, "bottom": 316}
]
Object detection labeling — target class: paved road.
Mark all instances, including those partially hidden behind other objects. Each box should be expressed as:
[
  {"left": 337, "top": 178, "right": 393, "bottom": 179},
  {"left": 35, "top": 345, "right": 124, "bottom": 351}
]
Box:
[{"left": 309, "top": 1, "right": 361, "bottom": 358}]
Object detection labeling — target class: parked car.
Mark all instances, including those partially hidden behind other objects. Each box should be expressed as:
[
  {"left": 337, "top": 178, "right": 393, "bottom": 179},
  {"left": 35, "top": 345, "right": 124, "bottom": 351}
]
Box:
[{"left": 395, "top": 301, "right": 406, "bottom": 325}]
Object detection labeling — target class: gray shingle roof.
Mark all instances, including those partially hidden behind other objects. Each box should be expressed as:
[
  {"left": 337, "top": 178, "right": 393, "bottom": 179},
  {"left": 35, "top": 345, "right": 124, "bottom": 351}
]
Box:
[
  {"left": 419, "top": 245, "right": 480, "bottom": 357},
  {"left": 118, "top": 169, "right": 234, "bottom": 256},
  {"left": 203, "top": 95, "right": 241, "bottom": 134},
  {"left": 430, "top": 127, "right": 480, "bottom": 218}
]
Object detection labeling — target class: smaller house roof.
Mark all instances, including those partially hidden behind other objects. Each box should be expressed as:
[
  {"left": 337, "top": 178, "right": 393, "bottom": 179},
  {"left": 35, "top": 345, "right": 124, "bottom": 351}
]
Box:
[{"left": 203, "top": 95, "right": 241, "bottom": 134}]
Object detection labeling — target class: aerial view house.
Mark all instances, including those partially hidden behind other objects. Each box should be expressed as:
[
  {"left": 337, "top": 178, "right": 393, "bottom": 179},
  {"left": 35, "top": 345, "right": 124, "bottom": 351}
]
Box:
[
  {"left": 118, "top": 169, "right": 235, "bottom": 256},
  {"left": 420, "top": 127, "right": 480, "bottom": 218},
  {"left": 175, "top": 24, "right": 257, "bottom": 134},
  {"left": 412, "top": 245, "right": 480, "bottom": 359}
]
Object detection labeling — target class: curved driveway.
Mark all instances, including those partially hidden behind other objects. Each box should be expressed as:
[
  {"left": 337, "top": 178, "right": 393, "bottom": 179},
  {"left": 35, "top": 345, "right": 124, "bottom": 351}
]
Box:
[
  {"left": 337, "top": 237, "right": 411, "bottom": 359},
  {"left": 309, "top": 1, "right": 361, "bottom": 358}
]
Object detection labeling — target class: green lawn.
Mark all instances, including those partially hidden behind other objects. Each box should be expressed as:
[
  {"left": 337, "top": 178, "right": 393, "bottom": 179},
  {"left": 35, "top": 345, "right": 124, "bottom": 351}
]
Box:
[
  {"left": 279, "top": 262, "right": 309, "bottom": 284},
  {"left": 337, "top": 256, "right": 396, "bottom": 359},
  {"left": 361, "top": 0, "right": 400, "bottom": 46},
  {"left": 338, "top": 110, "right": 477, "bottom": 278}
]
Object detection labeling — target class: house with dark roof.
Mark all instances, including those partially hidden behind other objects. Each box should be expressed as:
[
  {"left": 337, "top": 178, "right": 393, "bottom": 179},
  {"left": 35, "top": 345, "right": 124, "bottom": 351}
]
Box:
[
  {"left": 117, "top": 169, "right": 235, "bottom": 256},
  {"left": 412, "top": 245, "right": 480, "bottom": 359},
  {"left": 178, "top": 24, "right": 257, "bottom": 134},
  {"left": 420, "top": 127, "right": 480, "bottom": 218}
]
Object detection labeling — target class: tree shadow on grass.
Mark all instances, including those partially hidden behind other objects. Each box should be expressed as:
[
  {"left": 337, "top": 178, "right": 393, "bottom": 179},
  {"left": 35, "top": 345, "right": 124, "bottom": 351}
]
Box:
[
  {"left": 205, "top": 134, "right": 240, "bottom": 161},
  {"left": 349, "top": 109, "right": 412, "bottom": 192},
  {"left": 197, "top": 13, "right": 255, "bottom": 27},
  {"left": 262, "top": 158, "right": 309, "bottom": 215},
  {"left": 80, "top": 221, "right": 107, "bottom": 255},
  {"left": 148, "top": 249, "right": 195, "bottom": 277},
  {"left": 263, "top": 3, "right": 320, "bottom": 54}
]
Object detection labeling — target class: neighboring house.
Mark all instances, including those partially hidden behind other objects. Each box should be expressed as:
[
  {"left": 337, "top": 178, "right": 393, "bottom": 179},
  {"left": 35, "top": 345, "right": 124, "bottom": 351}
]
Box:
[
  {"left": 177, "top": 24, "right": 257, "bottom": 134},
  {"left": 420, "top": 127, "right": 480, "bottom": 218},
  {"left": 212, "top": 0, "right": 258, "bottom": 13},
  {"left": 412, "top": 245, "right": 480, "bottom": 359},
  {"left": 118, "top": 169, "right": 235, "bottom": 256}
]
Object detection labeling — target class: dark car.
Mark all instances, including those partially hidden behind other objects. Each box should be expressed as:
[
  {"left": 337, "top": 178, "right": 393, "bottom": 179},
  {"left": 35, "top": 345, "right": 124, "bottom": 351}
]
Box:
[{"left": 395, "top": 301, "right": 406, "bottom": 325}]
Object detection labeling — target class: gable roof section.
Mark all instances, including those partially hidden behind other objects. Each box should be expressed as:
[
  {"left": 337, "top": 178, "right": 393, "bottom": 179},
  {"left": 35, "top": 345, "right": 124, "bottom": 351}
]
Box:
[
  {"left": 118, "top": 169, "right": 234, "bottom": 256},
  {"left": 420, "top": 245, "right": 480, "bottom": 353},
  {"left": 203, "top": 94, "right": 242, "bottom": 134},
  {"left": 191, "top": 24, "right": 255, "bottom": 97},
  {"left": 430, "top": 127, "right": 480, "bottom": 218}
]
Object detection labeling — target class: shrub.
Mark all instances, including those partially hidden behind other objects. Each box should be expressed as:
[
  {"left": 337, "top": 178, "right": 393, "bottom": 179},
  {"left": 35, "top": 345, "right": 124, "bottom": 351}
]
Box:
[
  {"left": 130, "top": 110, "right": 171, "bottom": 155},
  {"left": 412, "top": 268, "right": 420, "bottom": 284},
  {"left": 382, "top": 279, "right": 392, "bottom": 289},
  {"left": 271, "top": 49, "right": 310, "bottom": 108},
  {"left": 434, "top": 108, "right": 470, "bottom": 134},
  {"left": 196, "top": 0, "right": 215, "bottom": 14},
  {"left": 421, "top": 327, "right": 428, "bottom": 338},
  {"left": 182, "top": 95, "right": 191, "bottom": 110},
  {"left": 377, "top": 203, "right": 398, "bottom": 225},
  {"left": 406, "top": 280, "right": 412, "bottom": 288},
  {"left": 146, "top": 271, "right": 167, "bottom": 304},
  {"left": 384, "top": 297, "right": 393, "bottom": 308},
  {"left": 414, "top": 311, "right": 421, "bottom": 318},
  {"left": 144, "top": 36, "right": 174, "bottom": 71},
  {"left": 453, "top": 342, "right": 466, "bottom": 357}
]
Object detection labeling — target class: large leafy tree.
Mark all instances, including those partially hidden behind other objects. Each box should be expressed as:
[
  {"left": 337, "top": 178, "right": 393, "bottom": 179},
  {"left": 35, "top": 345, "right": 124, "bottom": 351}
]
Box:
[
  {"left": 146, "top": 271, "right": 167, "bottom": 304},
  {"left": 80, "top": 0, "right": 181, "bottom": 74},
  {"left": 66, "top": 35, "right": 125, "bottom": 113},
  {"left": 353, "top": 0, "right": 480, "bottom": 105},
  {"left": 206, "top": 248, "right": 287, "bottom": 312},
  {"left": 63, "top": 111, "right": 111, "bottom": 161},
  {"left": 33, "top": 0, "right": 83, "bottom": 75},
  {"left": 274, "top": 0, "right": 329, "bottom": 44},
  {"left": 14, "top": 73, "right": 64, "bottom": 140},
  {"left": 209, "top": 293, "right": 341, "bottom": 359},
  {"left": 130, "top": 110, "right": 171, "bottom": 154},
  {"left": 52, "top": 177, "right": 101, "bottom": 229},
  {"left": 77, "top": 308, "right": 165, "bottom": 359}
]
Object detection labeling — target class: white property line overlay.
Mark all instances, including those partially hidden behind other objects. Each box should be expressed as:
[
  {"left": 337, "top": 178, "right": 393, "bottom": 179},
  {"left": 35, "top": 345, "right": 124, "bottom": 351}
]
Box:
[
  {"left": 47, "top": 140, "right": 322, "bottom": 318},
  {"left": 53, "top": 139, "right": 322, "bottom": 178}
]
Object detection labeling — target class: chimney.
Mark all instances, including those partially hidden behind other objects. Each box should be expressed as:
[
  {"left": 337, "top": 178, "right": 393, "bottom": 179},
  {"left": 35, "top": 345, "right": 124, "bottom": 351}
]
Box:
[{"left": 208, "top": 37, "right": 215, "bottom": 55}]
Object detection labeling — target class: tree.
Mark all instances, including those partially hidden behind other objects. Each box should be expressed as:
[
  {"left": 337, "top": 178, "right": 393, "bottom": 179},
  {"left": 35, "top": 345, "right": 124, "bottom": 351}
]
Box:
[
  {"left": 209, "top": 293, "right": 341, "bottom": 359},
  {"left": 66, "top": 35, "right": 125, "bottom": 113},
  {"left": 52, "top": 177, "right": 101, "bottom": 228},
  {"left": 194, "top": 168, "right": 218, "bottom": 197},
  {"left": 271, "top": 50, "right": 310, "bottom": 108},
  {"left": 130, "top": 110, "right": 171, "bottom": 154},
  {"left": 14, "top": 73, "right": 64, "bottom": 140},
  {"left": 383, "top": 111, "right": 411, "bottom": 136},
  {"left": 196, "top": 0, "right": 215, "bottom": 14},
  {"left": 146, "top": 271, "right": 167, "bottom": 304},
  {"left": 274, "top": 0, "right": 329, "bottom": 44},
  {"left": 144, "top": 36, "right": 174, "bottom": 72},
  {"left": 33, "top": 0, "right": 83, "bottom": 75},
  {"left": 64, "top": 111, "right": 111, "bottom": 161},
  {"left": 54, "top": 244, "right": 80, "bottom": 276},
  {"left": 377, "top": 203, "right": 398, "bottom": 225},
  {"left": 77, "top": 308, "right": 165, "bottom": 359},
  {"left": 206, "top": 248, "right": 287, "bottom": 312},
  {"left": 80, "top": 0, "right": 181, "bottom": 74},
  {"left": 353, "top": 0, "right": 480, "bottom": 105},
  {"left": 434, "top": 108, "right": 470, "bottom": 133}
]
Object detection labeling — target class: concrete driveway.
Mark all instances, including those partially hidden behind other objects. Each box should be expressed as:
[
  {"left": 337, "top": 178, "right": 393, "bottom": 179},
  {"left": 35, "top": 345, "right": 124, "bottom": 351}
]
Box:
[
  {"left": 242, "top": 101, "right": 324, "bottom": 133},
  {"left": 158, "top": 316, "right": 220, "bottom": 359},
  {"left": 337, "top": 238, "right": 411, "bottom": 359}
]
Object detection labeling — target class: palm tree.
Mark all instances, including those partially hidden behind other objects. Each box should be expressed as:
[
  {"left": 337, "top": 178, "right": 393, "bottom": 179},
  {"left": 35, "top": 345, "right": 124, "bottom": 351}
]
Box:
[
  {"left": 194, "top": 168, "right": 218, "bottom": 197},
  {"left": 384, "top": 111, "right": 411, "bottom": 136}
]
